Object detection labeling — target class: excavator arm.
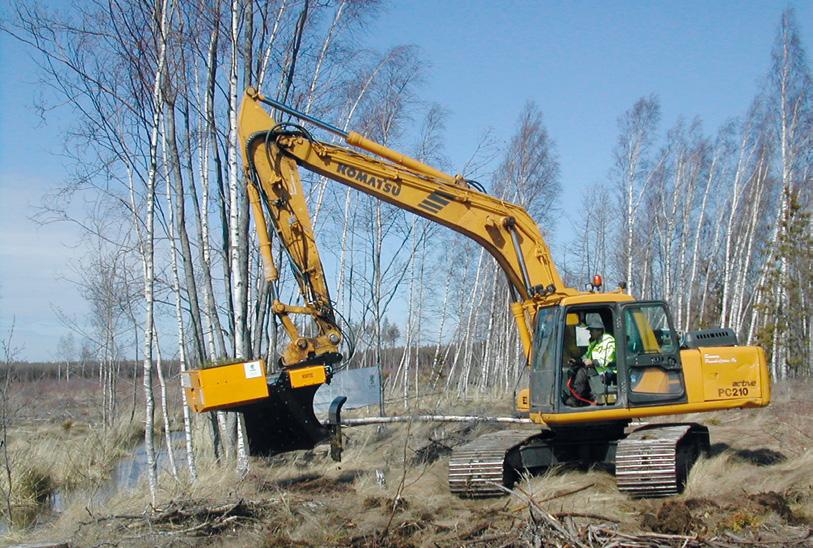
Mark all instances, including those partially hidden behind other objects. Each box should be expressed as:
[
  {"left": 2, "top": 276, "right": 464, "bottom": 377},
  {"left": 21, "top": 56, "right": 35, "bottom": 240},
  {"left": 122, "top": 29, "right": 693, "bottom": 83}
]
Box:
[
  {"left": 185, "top": 87, "right": 579, "bottom": 456},
  {"left": 242, "top": 121, "right": 342, "bottom": 370},
  {"left": 239, "top": 87, "right": 577, "bottom": 360}
]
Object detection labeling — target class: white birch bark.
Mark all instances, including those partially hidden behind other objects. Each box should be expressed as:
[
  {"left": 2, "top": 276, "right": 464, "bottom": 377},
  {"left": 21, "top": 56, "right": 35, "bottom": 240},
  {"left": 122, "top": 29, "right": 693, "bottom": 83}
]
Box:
[
  {"left": 195, "top": 62, "right": 219, "bottom": 362},
  {"left": 413, "top": 235, "right": 427, "bottom": 400},
  {"left": 479, "top": 264, "right": 500, "bottom": 392},
  {"left": 675, "top": 143, "right": 702, "bottom": 329},
  {"left": 165, "top": 145, "right": 198, "bottom": 480},
  {"left": 614, "top": 98, "right": 660, "bottom": 296},
  {"left": 733, "top": 154, "right": 769, "bottom": 333},
  {"left": 443, "top": 249, "right": 483, "bottom": 394},
  {"left": 684, "top": 150, "right": 718, "bottom": 329},
  {"left": 720, "top": 124, "right": 755, "bottom": 326},
  {"left": 700, "top": 205, "right": 727, "bottom": 325},
  {"left": 450, "top": 248, "right": 485, "bottom": 397},
  {"left": 257, "top": 0, "right": 288, "bottom": 91},
  {"left": 140, "top": 0, "right": 172, "bottom": 503},
  {"left": 152, "top": 325, "right": 178, "bottom": 480},
  {"left": 203, "top": 18, "right": 229, "bottom": 360},
  {"left": 429, "top": 260, "right": 453, "bottom": 392},
  {"left": 227, "top": 0, "right": 249, "bottom": 470},
  {"left": 228, "top": 0, "right": 245, "bottom": 358}
]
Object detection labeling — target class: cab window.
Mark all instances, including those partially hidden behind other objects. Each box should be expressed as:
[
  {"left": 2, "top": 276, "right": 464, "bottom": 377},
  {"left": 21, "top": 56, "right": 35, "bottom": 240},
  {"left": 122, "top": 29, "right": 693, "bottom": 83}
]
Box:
[
  {"left": 532, "top": 308, "right": 558, "bottom": 373},
  {"left": 623, "top": 303, "right": 685, "bottom": 402},
  {"left": 625, "top": 305, "right": 678, "bottom": 357},
  {"left": 530, "top": 307, "right": 559, "bottom": 411}
]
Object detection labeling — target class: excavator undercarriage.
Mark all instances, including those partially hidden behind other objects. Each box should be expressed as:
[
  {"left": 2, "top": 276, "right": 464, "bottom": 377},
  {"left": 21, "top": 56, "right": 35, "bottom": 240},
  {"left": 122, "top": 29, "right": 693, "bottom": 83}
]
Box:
[{"left": 448, "top": 422, "right": 710, "bottom": 498}]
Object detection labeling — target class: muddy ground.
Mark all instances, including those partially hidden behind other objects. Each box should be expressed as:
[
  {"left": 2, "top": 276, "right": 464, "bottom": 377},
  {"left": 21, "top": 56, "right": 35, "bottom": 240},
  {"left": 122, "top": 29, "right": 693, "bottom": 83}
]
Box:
[{"left": 3, "top": 380, "right": 812, "bottom": 547}]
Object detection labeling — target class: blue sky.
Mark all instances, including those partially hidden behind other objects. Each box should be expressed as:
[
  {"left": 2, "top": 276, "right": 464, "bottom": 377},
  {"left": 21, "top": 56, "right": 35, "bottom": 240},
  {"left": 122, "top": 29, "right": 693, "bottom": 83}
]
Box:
[
  {"left": 364, "top": 2, "right": 812, "bottom": 216},
  {"left": 1, "top": 1, "right": 811, "bottom": 361}
]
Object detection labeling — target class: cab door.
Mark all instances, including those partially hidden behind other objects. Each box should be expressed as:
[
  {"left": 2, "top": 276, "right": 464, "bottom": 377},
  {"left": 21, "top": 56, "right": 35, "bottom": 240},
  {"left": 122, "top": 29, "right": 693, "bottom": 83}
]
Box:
[
  {"left": 529, "top": 306, "right": 561, "bottom": 413},
  {"left": 621, "top": 301, "right": 687, "bottom": 406}
]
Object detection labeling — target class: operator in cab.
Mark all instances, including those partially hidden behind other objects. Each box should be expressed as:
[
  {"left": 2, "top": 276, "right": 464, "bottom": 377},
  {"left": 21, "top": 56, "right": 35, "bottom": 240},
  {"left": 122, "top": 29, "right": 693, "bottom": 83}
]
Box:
[{"left": 566, "top": 317, "right": 616, "bottom": 406}]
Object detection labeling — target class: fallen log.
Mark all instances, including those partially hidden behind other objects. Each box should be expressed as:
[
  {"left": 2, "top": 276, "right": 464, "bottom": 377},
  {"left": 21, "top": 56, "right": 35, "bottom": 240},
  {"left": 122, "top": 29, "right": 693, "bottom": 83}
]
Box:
[{"left": 341, "top": 415, "right": 532, "bottom": 426}]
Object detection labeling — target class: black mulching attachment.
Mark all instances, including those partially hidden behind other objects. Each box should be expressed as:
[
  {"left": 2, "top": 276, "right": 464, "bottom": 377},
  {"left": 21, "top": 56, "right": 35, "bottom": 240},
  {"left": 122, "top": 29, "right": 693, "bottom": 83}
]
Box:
[{"left": 238, "top": 377, "right": 329, "bottom": 456}]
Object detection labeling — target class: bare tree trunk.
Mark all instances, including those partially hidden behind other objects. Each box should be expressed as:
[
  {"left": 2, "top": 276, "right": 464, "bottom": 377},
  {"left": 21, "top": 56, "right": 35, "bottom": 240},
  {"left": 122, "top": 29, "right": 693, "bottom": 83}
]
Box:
[
  {"left": 733, "top": 154, "right": 770, "bottom": 333},
  {"left": 1, "top": 323, "right": 18, "bottom": 526},
  {"left": 152, "top": 326, "right": 178, "bottom": 480},
  {"left": 700, "top": 205, "right": 727, "bottom": 325},
  {"left": 140, "top": 0, "right": 172, "bottom": 503},
  {"left": 413, "top": 235, "right": 427, "bottom": 401},
  {"left": 256, "top": 0, "right": 288, "bottom": 90},
  {"left": 164, "top": 100, "right": 207, "bottom": 363},
  {"left": 166, "top": 141, "right": 198, "bottom": 480},
  {"left": 430, "top": 260, "right": 453, "bottom": 392},
  {"left": 614, "top": 97, "right": 660, "bottom": 295},
  {"left": 721, "top": 125, "right": 755, "bottom": 326},
  {"left": 373, "top": 202, "right": 384, "bottom": 370},
  {"left": 479, "top": 265, "right": 500, "bottom": 392},
  {"left": 452, "top": 248, "right": 485, "bottom": 397},
  {"left": 229, "top": 0, "right": 246, "bottom": 360},
  {"left": 684, "top": 151, "right": 718, "bottom": 329},
  {"left": 238, "top": 0, "right": 253, "bottom": 361},
  {"left": 227, "top": 0, "right": 248, "bottom": 470}
]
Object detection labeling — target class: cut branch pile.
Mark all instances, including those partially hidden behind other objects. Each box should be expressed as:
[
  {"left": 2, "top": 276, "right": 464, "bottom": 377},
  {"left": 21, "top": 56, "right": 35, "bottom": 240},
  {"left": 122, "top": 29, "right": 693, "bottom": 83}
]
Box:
[
  {"left": 509, "top": 511, "right": 811, "bottom": 548},
  {"left": 498, "top": 485, "right": 813, "bottom": 548},
  {"left": 77, "top": 499, "right": 263, "bottom": 541}
]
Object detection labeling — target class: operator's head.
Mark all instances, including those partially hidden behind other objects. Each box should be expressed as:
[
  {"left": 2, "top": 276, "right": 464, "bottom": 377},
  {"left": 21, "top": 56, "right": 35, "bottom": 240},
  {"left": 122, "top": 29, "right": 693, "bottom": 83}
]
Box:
[{"left": 586, "top": 317, "right": 605, "bottom": 339}]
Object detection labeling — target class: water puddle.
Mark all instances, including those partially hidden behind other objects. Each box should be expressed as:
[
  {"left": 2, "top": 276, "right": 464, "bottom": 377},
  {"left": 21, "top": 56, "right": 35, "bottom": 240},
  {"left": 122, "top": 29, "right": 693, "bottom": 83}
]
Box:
[
  {"left": 55, "top": 431, "right": 186, "bottom": 511},
  {"left": 2, "top": 432, "right": 186, "bottom": 533}
]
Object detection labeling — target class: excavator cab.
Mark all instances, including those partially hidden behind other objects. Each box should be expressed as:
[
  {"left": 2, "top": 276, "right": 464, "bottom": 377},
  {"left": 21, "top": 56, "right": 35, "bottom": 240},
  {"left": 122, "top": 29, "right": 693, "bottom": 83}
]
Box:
[{"left": 530, "top": 299, "right": 688, "bottom": 418}]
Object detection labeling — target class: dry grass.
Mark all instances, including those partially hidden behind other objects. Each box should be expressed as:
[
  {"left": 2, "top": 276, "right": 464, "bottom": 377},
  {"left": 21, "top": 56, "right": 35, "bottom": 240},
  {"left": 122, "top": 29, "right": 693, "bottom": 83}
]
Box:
[
  {"left": 8, "top": 419, "right": 144, "bottom": 486},
  {"left": 3, "top": 379, "right": 813, "bottom": 546},
  {"left": 0, "top": 379, "right": 152, "bottom": 539}
]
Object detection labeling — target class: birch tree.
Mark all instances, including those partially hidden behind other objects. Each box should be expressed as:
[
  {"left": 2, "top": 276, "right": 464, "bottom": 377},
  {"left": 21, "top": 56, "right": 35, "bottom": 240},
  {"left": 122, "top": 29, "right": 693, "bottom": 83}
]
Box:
[
  {"left": 139, "top": 0, "right": 172, "bottom": 504},
  {"left": 760, "top": 8, "right": 813, "bottom": 376},
  {"left": 612, "top": 96, "right": 661, "bottom": 295}
]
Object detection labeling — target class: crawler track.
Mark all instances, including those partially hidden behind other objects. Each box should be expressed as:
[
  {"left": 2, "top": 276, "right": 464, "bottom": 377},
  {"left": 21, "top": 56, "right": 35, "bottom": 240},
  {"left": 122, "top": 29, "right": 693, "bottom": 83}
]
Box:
[
  {"left": 448, "top": 430, "right": 534, "bottom": 497},
  {"left": 615, "top": 423, "right": 709, "bottom": 497}
]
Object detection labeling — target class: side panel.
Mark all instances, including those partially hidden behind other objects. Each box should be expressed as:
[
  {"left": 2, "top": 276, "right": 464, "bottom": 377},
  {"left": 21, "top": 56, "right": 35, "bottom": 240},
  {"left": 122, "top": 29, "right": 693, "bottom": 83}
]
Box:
[
  {"left": 183, "top": 360, "right": 269, "bottom": 412},
  {"left": 680, "top": 347, "right": 770, "bottom": 405},
  {"left": 288, "top": 365, "right": 329, "bottom": 388}
]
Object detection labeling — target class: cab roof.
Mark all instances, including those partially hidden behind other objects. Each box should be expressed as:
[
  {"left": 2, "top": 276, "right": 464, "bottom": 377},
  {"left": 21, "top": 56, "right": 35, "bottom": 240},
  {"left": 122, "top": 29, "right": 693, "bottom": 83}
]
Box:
[{"left": 559, "top": 291, "right": 636, "bottom": 307}]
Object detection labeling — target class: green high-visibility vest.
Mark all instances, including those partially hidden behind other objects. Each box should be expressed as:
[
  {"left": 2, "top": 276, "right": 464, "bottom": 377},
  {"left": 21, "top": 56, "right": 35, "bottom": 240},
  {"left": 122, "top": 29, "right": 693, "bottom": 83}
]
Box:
[{"left": 584, "top": 333, "right": 616, "bottom": 374}]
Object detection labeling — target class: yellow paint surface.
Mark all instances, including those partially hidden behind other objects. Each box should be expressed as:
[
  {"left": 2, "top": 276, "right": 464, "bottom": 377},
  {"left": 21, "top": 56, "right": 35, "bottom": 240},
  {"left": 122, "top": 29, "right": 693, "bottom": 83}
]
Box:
[{"left": 182, "top": 360, "right": 269, "bottom": 412}]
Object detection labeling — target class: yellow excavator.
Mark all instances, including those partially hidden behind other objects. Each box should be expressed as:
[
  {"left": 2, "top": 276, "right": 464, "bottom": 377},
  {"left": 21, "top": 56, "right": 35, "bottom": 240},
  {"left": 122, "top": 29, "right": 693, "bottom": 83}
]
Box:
[{"left": 183, "top": 88, "right": 771, "bottom": 497}]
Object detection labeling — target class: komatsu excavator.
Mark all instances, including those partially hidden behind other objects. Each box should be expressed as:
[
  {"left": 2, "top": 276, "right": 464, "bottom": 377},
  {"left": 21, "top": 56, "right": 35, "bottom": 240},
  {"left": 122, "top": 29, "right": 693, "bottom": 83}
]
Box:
[{"left": 183, "top": 88, "right": 771, "bottom": 498}]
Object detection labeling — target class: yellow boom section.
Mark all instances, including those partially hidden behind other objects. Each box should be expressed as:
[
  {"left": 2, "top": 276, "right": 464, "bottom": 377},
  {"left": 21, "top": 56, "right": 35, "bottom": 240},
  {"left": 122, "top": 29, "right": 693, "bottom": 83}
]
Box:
[
  {"left": 241, "top": 110, "right": 343, "bottom": 368},
  {"left": 239, "top": 89, "right": 578, "bottom": 357}
]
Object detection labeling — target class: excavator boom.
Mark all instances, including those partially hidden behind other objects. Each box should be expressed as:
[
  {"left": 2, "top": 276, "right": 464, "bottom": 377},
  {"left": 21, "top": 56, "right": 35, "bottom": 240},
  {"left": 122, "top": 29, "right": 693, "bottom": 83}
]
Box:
[{"left": 239, "top": 88, "right": 578, "bottom": 360}]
